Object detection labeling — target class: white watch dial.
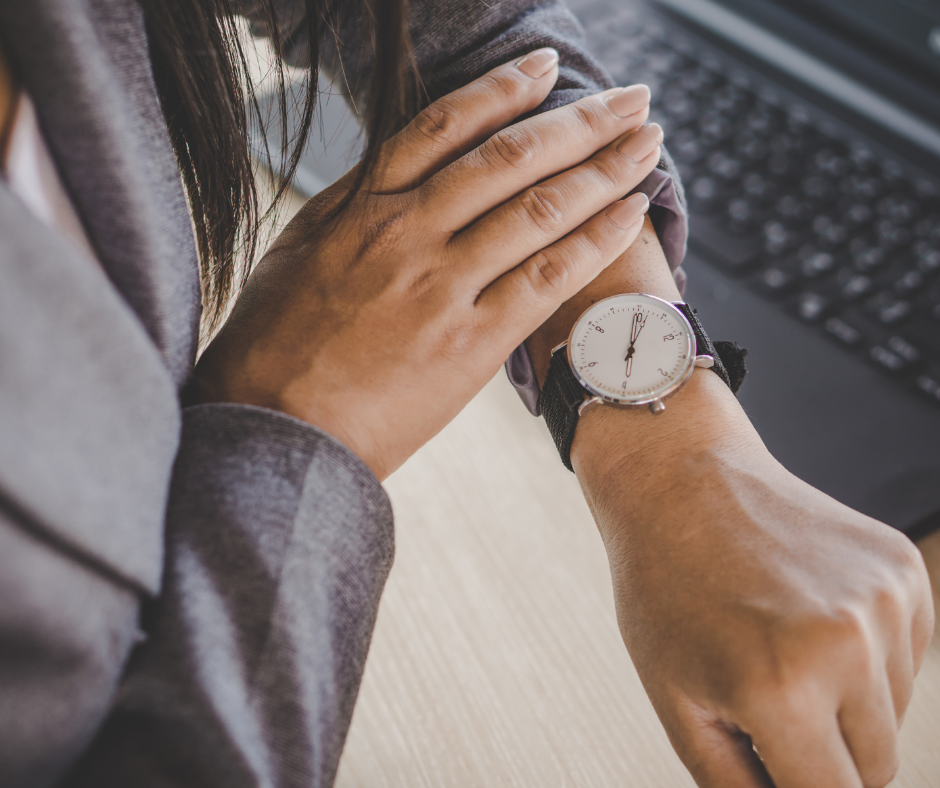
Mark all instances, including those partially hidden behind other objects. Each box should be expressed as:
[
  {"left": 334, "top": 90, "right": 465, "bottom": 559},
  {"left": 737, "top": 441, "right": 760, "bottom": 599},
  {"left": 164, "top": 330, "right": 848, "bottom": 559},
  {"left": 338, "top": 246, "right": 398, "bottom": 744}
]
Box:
[{"left": 568, "top": 294, "right": 696, "bottom": 404}]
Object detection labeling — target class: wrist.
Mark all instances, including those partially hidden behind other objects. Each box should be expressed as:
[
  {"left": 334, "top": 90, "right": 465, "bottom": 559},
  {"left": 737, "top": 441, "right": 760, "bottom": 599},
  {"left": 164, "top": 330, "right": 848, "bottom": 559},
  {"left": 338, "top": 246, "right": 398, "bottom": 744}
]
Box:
[{"left": 571, "top": 369, "right": 770, "bottom": 540}]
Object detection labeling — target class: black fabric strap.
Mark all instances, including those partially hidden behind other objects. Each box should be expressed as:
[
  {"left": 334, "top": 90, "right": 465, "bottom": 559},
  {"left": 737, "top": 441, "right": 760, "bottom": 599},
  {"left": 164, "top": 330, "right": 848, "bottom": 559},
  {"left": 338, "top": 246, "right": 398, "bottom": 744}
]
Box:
[
  {"left": 675, "top": 303, "right": 732, "bottom": 389},
  {"left": 538, "top": 302, "right": 748, "bottom": 472},
  {"left": 540, "top": 350, "right": 589, "bottom": 472}
]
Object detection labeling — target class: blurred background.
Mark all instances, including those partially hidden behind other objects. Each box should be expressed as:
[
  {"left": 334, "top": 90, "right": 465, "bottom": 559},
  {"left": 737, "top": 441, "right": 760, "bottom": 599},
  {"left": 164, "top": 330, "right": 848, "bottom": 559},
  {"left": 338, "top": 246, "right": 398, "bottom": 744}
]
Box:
[{"left": 242, "top": 1, "right": 940, "bottom": 784}]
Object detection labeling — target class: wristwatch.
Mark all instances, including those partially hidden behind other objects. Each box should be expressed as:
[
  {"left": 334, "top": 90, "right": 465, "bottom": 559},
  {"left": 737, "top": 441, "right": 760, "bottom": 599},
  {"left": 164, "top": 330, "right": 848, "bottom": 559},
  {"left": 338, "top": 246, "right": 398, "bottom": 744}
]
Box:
[{"left": 538, "top": 293, "right": 747, "bottom": 471}]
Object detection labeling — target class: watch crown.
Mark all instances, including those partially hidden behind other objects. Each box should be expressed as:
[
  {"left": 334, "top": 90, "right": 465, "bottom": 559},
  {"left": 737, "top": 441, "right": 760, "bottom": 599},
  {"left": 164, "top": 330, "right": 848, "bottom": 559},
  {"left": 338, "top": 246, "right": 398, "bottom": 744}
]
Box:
[{"left": 649, "top": 400, "right": 666, "bottom": 415}]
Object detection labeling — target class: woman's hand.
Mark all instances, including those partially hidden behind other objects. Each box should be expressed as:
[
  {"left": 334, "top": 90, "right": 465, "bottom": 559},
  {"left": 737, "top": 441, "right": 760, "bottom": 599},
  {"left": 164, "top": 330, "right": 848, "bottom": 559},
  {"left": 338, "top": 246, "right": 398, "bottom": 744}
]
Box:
[
  {"left": 191, "top": 48, "right": 661, "bottom": 479},
  {"left": 576, "top": 372, "right": 935, "bottom": 788}
]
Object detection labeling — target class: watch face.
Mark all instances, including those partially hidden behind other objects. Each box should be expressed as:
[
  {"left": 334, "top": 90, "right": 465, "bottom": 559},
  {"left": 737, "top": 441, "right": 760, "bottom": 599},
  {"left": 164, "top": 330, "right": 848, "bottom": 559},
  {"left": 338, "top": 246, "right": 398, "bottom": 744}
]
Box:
[{"left": 567, "top": 294, "right": 696, "bottom": 405}]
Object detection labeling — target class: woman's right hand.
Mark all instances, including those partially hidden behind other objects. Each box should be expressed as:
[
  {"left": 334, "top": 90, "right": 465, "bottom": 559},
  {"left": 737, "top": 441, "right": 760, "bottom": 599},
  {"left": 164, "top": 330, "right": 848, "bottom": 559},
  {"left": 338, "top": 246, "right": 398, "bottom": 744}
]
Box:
[{"left": 191, "top": 48, "right": 662, "bottom": 479}]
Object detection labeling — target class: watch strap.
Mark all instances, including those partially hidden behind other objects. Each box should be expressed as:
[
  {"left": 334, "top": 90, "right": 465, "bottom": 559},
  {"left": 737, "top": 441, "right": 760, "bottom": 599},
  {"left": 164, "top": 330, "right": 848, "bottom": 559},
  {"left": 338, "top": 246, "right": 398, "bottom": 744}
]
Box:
[
  {"left": 675, "top": 303, "right": 732, "bottom": 389},
  {"left": 540, "top": 349, "right": 589, "bottom": 472}
]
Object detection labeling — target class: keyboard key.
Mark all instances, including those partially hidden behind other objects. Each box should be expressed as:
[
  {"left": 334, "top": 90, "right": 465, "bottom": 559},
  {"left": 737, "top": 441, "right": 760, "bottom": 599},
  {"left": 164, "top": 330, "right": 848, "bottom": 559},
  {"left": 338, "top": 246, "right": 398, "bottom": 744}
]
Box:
[
  {"left": 743, "top": 106, "right": 779, "bottom": 136},
  {"left": 914, "top": 215, "right": 940, "bottom": 243},
  {"left": 706, "top": 150, "right": 743, "bottom": 181},
  {"left": 741, "top": 171, "right": 776, "bottom": 202},
  {"left": 840, "top": 173, "right": 885, "bottom": 201},
  {"left": 737, "top": 133, "right": 770, "bottom": 164},
  {"left": 878, "top": 299, "right": 912, "bottom": 325},
  {"left": 764, "top": 220, "right": 799, "bottom": 254},
  {"left": 870, "top": 345, "right": 908, "bottom": 373},
  {"left": 774, "top": 194, "right": 813, "bottom": 226},
  {"left": 914, "top": 242, "right": 940, "bottom": 273},
  {"left": 713, "top": 83, "right": 748, "bottom": 112},
  {"left": 802, "top": 173, "right": 834, "bottom": 202},
  {"left": 766, "top": 150, "right": 802, "bottom": 178},
  {"left": 671, "top": 128, "right": 708, "bottom": 164},
  {"left": 824, "top": 317, "right": 862, "bottom": 346},
  {"left": 843, "top": 203, "right": 874, "bottom": 226},
  {"left": 895, "top": 271, "right": 925, "bottom": 296},
  {"left": 727, "top": 197, "right": 767, "bottom": 230},
  {"left": 796, "top": 291, "right": 829, "bottom": 321},
  {"left": 800, "top": 250, "right": 836, "bottom": 278},
  {"left": 852, "top": 244, "right": 886, "bottom": 271},
  {"left": 757, "top": 267, "right": 796, "bottom": 295},
  {"left": 887, "top": 336, "right": 921, "bottom": 363},
  {"left": 875, "top": 219, "right": 911, "bottom": 249},
  {"left": 812, "top": 215, "right": 848, "bottom": 246},
  {"left": 848, "top": 141, "right": 877, "bottom": 170},
  {"left": 689, "top": 176, "right": 722, "bottom": 213},
  {"left": 876, "top": 194, "right": 920, "bottom": 224},
  {"left": 699, "top": 112, "right": 734, "bottom": 145},
  {"left": 814, "top": 148, "right": 851, "bottom": 177},
  {"left": 841, "top": 274, "right": 873, "bottom": 301},
  {"left": 916, "top": 373, "right": 940, "bottom": 406}
]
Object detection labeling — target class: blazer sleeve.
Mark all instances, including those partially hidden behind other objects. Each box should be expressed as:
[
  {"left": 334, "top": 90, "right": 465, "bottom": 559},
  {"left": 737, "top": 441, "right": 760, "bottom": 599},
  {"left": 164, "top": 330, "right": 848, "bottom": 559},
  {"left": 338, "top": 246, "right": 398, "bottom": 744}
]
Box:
[{"left": 64, "top": 404, "right": 394, "bottom": 788}]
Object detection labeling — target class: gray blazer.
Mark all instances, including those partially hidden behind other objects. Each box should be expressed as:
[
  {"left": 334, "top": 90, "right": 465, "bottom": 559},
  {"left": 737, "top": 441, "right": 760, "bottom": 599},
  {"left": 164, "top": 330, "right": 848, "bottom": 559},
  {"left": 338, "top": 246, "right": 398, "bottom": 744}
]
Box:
[{"left": 0, "top": 1, "right": 669, "bottom": 786}]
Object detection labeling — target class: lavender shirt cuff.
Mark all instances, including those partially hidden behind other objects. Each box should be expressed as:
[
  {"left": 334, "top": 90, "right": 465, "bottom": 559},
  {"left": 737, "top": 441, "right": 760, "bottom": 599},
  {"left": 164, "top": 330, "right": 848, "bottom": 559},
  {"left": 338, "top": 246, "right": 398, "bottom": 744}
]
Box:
[{"left": 505, "top": 164, "right": 690, "bottom": 416}]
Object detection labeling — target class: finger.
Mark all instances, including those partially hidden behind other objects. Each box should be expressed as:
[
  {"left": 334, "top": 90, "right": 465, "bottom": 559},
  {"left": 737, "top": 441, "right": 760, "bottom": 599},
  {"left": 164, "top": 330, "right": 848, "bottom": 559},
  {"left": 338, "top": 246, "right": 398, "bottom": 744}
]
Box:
[
  {"left": 671, "top": 718, "right": 775, "bottom": 788},
  {"left": 475, "top": 194, "right": 650, "bottom": 343},
  {"left": 453, "top": 123, "right": 662, "bottom": 287},
  {"left": 839, "top": 675, "right": 901, "bottom": 788},
  {"left": 419, "top": 83, "right": 652, "bottom": 230},
  {"left": 752, "top": 712, "right": 863, "bottom": 788},
  {"left": 372, "top": 48, "right": 560, "bottom": 193}
]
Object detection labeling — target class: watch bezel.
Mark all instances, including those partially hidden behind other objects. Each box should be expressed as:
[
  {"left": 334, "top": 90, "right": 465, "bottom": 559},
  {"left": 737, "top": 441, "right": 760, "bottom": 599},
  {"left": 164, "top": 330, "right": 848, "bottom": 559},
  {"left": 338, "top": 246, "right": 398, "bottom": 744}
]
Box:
[{"left": 565, "top": 293, "right": 697, "bottom": 408}]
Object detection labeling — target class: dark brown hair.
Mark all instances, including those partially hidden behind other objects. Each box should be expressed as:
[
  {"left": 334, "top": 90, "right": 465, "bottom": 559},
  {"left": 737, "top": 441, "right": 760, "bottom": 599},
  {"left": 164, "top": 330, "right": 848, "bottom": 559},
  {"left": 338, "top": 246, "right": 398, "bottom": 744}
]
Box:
[{"left": 140, "top": 0, "right": 419, "bottom": 332}]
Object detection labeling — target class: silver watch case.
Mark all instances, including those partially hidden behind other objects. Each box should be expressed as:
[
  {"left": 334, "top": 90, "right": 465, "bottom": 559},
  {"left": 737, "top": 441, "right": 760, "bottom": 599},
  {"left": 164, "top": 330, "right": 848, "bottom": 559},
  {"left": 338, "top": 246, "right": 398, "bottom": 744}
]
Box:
[{"left": 554, "top": 293, "right": 715, "bottom": 416}]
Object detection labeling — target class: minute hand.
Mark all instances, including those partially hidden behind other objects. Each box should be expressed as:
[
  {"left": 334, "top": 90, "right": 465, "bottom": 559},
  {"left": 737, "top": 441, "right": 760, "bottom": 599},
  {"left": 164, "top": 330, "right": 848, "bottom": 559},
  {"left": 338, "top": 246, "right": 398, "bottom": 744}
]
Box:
[
  {"left": 625, "top": 312, "right": 647, "bottom": 376},
  {"left": 625, "top": 313, "right": 646, "bottom": 358}
]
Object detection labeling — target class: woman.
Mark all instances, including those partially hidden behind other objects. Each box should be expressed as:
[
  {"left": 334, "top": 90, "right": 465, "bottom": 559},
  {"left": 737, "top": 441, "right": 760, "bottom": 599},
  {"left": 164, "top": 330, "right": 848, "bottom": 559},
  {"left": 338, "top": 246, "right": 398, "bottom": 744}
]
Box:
[{"left": 0, "top": 1, "right": 932, "bottom": 787}]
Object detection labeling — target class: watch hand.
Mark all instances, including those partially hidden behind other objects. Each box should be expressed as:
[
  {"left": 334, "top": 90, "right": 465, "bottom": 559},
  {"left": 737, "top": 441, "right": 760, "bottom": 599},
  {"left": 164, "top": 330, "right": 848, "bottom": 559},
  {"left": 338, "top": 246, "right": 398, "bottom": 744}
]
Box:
[
  {"left": 630, "top": 313, "right": 642, "bottom": 344},
  {"left": 631, "top": 311, "right": 648, "bottom": 342},
  {"left": 626, "top": 355, "right": 633, "bottom": 378}
]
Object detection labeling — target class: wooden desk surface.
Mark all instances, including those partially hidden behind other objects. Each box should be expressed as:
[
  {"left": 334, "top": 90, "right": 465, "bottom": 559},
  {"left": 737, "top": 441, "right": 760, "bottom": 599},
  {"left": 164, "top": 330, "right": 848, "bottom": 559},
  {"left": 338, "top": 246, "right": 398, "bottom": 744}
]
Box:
[{"left": 335, "top": 373, "right": 940, "bottom": 788}]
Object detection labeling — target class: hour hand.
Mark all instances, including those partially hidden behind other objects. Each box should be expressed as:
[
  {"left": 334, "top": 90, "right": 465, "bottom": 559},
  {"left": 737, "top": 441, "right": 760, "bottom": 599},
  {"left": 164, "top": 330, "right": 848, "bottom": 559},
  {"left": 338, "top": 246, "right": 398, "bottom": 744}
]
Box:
[{"left": 626, "top": 355, "right": 633, "bottom": 378}]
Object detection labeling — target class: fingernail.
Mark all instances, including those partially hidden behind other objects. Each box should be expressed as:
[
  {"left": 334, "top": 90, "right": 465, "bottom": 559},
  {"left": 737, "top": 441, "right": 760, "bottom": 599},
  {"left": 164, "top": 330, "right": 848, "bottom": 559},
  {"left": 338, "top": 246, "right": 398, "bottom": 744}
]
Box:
[
  {"left": 605, "top": 84, "right": 651, "bottom": 119},
  {"left": 606, "top": 192, "right": 650, "bottom": 230},
  {"left": 617, "top": 123, "right": 664, "bottom": 163},
  {"left": 515, "top": 48, "right": 559, "bottom": 79}
]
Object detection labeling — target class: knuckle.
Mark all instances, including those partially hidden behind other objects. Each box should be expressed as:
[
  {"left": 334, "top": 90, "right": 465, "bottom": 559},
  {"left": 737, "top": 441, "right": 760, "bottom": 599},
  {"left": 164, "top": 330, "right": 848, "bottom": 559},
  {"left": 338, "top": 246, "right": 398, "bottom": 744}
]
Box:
[
  {"left": 587, "top": 154, "right": 625, "bottom": 189},
  {"left": 518, "top": 186, "right": 566, "bottom": 233},
  {"left": 889, "top": 532, "right": 930, "bottom": 591},
  {"left": 819, "top": 605, "right": 880, "bottom": 677},
  {"left": 580, "top": 225, "right": 610, "bottom": 259},
  {"left": 411, "top": 101, "right": 461, "bottom": 146},
  {"left": 480, "top": 126, "right": 535, "bottom": 170},
  {"left": 524, "top": 250, "right": 571, "bottom": 298},
  {"left": 572, "top": 99, "right": 608, "bottom": 136},
  {"left": 479, "top": 70, "right": 528, "bottom": 105}
]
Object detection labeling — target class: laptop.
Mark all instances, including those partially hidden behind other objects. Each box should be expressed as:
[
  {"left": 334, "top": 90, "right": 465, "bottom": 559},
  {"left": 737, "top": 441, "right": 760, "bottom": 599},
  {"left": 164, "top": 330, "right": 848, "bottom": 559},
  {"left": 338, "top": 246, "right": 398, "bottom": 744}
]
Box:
[{"left": 260, "top": 0, "right": 940, "bottom": 538}]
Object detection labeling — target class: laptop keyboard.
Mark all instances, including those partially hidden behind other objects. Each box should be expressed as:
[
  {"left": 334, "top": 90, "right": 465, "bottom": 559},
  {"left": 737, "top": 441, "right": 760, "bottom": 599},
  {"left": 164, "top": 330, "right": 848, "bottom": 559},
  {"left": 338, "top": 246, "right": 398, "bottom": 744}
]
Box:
[{"left": 571, "top": 0, "right": 940, "bottom": 409}]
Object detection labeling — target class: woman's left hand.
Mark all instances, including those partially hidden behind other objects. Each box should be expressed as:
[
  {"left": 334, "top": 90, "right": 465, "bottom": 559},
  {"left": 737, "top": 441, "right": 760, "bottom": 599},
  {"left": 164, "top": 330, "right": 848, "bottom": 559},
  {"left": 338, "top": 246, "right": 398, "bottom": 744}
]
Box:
[{"left": 189, "top": 51, "right": 659, "bottom": 479}]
